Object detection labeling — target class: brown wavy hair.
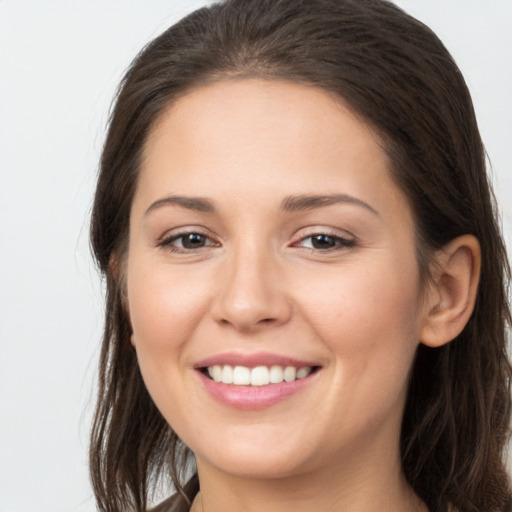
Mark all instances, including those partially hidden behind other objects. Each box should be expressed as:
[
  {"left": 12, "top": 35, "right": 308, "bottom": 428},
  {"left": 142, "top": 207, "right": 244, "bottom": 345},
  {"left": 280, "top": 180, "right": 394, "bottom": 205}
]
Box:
[{"left": 89, "top": 1, "right": 512, "bottom": 511}]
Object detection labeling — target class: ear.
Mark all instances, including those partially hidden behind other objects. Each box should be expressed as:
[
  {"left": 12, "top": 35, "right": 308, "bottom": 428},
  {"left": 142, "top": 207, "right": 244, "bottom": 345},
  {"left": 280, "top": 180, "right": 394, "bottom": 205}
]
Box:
[{"left": 420, "top": 235, "right": 481, "bottom": 348}]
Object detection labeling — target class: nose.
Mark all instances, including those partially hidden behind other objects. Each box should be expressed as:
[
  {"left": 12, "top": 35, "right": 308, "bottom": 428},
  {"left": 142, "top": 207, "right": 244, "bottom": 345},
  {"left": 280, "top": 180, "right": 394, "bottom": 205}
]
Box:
[{"left": 211, "top": 243, "right": 292, "bottom": 332}]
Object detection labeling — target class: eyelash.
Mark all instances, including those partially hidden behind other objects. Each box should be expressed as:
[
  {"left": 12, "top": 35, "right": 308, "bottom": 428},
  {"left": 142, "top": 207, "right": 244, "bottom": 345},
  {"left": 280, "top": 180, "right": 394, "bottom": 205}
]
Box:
[{"left": 157, "top": 230, "right": 355, "bottom": 254}]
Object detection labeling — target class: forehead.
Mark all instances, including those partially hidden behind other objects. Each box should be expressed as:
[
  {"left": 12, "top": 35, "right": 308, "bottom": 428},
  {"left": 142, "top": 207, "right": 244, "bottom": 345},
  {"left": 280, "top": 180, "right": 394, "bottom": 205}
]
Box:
[
  {"left": 145, "top": 78, "right": 381, "bottom": 160},
  {"left": 135, "top": 78, "right": 407, "bottom": 218}
]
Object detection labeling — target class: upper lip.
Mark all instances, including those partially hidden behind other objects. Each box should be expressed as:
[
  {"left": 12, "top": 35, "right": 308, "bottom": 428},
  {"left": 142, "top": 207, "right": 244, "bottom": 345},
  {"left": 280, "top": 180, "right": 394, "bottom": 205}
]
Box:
[{"left": 193, "top": 352, "right": 320, "bottom": 369}]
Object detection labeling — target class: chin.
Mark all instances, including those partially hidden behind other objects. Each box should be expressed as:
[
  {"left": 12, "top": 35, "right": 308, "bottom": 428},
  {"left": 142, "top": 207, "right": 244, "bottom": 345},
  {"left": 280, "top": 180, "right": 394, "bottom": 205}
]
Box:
[{"left": 197, "top": 447, "right": 313, "bottom": 480}]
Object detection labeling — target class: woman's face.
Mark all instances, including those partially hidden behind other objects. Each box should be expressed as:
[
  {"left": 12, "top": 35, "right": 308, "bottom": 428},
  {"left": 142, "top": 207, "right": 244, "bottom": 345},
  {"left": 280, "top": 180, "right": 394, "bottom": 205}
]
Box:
[{"left": 127, "top": 79, "right": 431, "bottom": 480}]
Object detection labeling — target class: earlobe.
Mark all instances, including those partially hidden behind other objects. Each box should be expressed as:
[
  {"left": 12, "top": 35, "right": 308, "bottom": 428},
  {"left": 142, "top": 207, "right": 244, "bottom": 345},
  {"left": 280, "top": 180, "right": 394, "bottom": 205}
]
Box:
[{"left": 420, "top": 235, "right": 481, "bottom": 348}]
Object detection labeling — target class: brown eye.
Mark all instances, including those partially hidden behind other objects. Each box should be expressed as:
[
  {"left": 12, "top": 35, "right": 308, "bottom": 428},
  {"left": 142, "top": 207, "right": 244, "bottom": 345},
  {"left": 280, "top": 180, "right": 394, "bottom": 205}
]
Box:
[
  {"left": 179, "top": 233, "right": 208, "bottom": 249},
  {"left": 310, "top": 234, "right": 337, "bottom": 249},
  {"left": 159, "top": 231, "right": 217, "bottom": 252},
  {"left": 295, "top": 233, "right": 355, "bottom": 252}
]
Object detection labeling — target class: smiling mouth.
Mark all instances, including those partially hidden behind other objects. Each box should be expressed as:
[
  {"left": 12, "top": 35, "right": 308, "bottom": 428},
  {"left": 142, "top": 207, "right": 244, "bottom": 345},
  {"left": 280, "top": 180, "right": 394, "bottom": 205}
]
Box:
[{"left": 201, "top": 364, "right": 320, "bottom": 386}]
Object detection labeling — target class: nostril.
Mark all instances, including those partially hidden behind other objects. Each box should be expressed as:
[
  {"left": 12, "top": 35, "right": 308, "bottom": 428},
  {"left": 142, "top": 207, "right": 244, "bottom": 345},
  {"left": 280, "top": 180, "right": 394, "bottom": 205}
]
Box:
[{"left": 212, "top": 290, "right": 292, "bottom": 331}]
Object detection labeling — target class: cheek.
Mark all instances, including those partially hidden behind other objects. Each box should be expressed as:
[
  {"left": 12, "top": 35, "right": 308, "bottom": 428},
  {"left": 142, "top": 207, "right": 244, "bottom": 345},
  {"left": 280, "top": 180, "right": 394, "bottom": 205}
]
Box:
[
  {"left": 296, "top": 255, "right": 423, "bottom": 416},
  {"left": 299, "top": 254, "right": 422, "bottom": 344},
  {"left": 124, "top": 252, "right": 215, "bottom": 413},
  {"left": 126, "top": 253, "right": 211, "bottom": 352},
  {"left": 125, "top": 254, "right": 209, "bottom": 427}
]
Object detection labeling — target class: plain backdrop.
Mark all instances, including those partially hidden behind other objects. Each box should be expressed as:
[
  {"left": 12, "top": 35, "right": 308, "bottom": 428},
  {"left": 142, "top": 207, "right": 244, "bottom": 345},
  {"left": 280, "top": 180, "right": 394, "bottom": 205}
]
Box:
[{"left": 0, "top": 1, "right": 511, "bottom": 511}]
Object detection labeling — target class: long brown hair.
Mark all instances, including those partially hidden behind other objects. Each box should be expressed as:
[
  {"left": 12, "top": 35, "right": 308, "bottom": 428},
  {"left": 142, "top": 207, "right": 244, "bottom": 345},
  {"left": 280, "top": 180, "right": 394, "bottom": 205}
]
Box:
[{"left": 89, "top": 1, "right": 512, "bottom": 511}]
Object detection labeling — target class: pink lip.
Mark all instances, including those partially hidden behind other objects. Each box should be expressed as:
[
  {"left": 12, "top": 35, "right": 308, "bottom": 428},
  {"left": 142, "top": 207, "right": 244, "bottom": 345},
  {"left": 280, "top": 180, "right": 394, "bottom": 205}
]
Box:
[
  {"left": 197, "top": 372, "right": 317, "bottom": 410},
  {"left": 194, "top": 351, "right": 318, "bottom": 369},
  {"left": 194, "top": 352, "right": 321, "bottom": 410},
  {"left": 198, "top": 372, "right": 317, "bottom": 410}
]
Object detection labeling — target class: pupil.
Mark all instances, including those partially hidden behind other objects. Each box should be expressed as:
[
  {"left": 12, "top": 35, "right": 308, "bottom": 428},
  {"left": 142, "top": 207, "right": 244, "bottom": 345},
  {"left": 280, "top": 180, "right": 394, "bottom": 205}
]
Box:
[
  {"left": 183, "top": 233, "right": 205, "bottom": 248},
  {"left": 312, "top": 235, "right": 335, "bottom": 249}
]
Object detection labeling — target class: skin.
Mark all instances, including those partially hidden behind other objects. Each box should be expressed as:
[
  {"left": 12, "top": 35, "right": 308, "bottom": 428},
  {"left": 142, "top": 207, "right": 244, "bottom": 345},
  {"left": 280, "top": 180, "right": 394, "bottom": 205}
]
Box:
[{"left": 126, "top": 79, "right": 478, "bottom": 511}]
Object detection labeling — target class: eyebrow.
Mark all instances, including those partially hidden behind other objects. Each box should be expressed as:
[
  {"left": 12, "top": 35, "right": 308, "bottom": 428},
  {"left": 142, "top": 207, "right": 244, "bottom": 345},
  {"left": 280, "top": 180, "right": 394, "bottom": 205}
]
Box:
[
  {"left": 145, "top": 196, "right": 216, "bottom": 215},
  {"left": 144, "top": 193, "right": 379, "bottom": 216},
  {"left": 281, "top": 194, "right": 379, "bottom": 216}
]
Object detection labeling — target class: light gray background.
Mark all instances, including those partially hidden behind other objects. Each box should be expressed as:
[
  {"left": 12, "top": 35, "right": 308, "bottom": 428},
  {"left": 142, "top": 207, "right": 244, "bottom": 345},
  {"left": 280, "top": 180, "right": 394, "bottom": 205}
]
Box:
[{"left": 0, "top": 1, "right": 511, "bottom": 511}]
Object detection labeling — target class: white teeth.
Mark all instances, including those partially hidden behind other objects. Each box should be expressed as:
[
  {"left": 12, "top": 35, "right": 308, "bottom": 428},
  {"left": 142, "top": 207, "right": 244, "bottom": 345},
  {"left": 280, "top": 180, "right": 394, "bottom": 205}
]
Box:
[
  {"left": 269, "top": 365, "right": 284, "bottom": 383},
  {"left": 212, "top": 365, "right": 222, "bottom": 382},
  {"left": 251, "top": 366, "right": 270, "bottom": 386},
  {"left": 205, "top": 364, "right": 314, "bottom": 386},
  {"left": 283, "top": 366, "right": 296, "bottom": 382},
  {"left": 233, "top": 366, "right": 251, "bottom": 385},
  {"left": 221, "top": 365, "right": 233, "bottom": 384},
  {"left": 296, "top": 367, "right": 312, "bottom": 379}
]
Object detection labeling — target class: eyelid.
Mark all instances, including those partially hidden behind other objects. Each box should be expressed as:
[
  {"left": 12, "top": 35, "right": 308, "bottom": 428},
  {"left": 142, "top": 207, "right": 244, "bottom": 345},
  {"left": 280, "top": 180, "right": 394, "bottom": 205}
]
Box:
[{"left": 291, "top": 225, "right": 355, "bottom": 241}]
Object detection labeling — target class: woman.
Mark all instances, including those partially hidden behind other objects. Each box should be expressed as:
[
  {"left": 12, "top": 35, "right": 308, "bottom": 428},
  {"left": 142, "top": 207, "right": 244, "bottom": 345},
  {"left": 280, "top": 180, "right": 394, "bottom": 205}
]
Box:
[{"left": 89, "top": 0, "right": 512, "bottom": 511}]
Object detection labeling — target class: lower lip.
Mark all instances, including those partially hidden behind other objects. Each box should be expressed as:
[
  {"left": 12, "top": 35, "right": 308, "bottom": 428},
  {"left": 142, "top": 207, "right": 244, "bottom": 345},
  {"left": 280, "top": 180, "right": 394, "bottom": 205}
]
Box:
[{"left": 197, "top": 370, "right": 318, "bottom": 410}]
